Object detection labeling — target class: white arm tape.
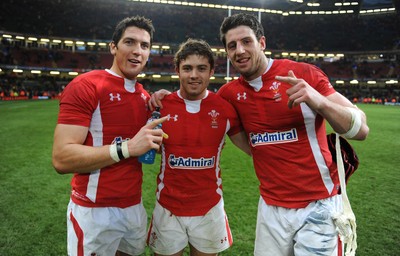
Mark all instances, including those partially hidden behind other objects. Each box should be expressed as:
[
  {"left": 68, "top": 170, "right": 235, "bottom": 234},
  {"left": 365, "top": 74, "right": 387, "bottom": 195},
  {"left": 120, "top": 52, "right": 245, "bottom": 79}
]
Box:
[
  {"left": 342, "top": 107, "right": 362, "bottom": 139},
  {"left": 109, "top": 143, "right": 120, "bottom": 162},
  {"left": 121, "top": 141, "right": 130, "bottom": 159}
]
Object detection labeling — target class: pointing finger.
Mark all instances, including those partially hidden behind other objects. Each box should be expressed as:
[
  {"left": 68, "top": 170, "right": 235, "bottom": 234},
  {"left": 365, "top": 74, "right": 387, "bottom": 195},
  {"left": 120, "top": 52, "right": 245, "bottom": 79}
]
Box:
[
  {"left": 288, "top": 70, "right": 297, "bottom": 79},
  {"left": 146, "top": 116, "right": 169, "bottom": 129},
  {"left": 280, "top": 70, "right": 298, "bottom": 109},
  {"left": 275, "top": 70, "right": 298, "bottom": 86}
]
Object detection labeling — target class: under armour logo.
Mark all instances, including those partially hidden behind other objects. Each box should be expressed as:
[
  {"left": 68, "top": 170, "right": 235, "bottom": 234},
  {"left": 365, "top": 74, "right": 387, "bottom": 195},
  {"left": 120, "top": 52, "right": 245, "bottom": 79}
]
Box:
[
  {"left": 237, "top": 92, "right": 247, "bottom": 100},
  {"left": 220, "top": 237, "right": 227, "bottom": 243},
  {"left": 167, "top": 114, "right": 178, "bottom": 121},
  {"left": 149, "top": 232, "right": 158, "bottom": 247},
  {"left": 109, "top": 93, "right": 121, "bottom": 101},
  {"left": 141, "top": 93, "right": 147, "bottom": 101}
]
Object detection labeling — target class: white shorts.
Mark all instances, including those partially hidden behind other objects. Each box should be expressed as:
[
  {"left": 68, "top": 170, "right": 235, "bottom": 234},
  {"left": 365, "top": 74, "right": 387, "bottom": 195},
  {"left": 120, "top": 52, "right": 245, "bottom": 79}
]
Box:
[
  {"left": 147, "top": 198, "right": 233, "bottom": 255},
  {"left": 254, "top": 195, "right": 344, "bottom": 256},
  {"left": 67, "top": 200, "right": 147, "bottom": 256}
]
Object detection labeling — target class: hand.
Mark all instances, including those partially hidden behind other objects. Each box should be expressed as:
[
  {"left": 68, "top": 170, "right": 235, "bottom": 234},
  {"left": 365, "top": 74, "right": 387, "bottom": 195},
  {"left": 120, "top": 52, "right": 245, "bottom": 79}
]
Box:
[
  {"left": 127, "top": 116, "right": 169, "bottom": 157},
  {"left": 149, "top": 89, "right": 172, "bottom": 110},
  {"left": 275, "top": 70, "right": 325, "bottom": 110}
]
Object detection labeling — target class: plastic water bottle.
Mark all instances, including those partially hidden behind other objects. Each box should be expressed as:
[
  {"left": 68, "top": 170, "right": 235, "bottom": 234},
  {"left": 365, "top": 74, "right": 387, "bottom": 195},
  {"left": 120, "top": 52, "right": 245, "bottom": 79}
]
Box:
[{"left": 138, "top": 107, "right": 162, "bottom": 164}]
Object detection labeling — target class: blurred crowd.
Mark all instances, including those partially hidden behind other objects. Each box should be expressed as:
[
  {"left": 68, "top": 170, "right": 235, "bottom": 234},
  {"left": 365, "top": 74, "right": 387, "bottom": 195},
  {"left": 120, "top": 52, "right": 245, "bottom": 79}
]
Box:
[
  {"left": 1, "top": 46, "right": 399, "bottom": 103},
  {"left": 0, "top": 0, "right": 399, "bottom": 103}
]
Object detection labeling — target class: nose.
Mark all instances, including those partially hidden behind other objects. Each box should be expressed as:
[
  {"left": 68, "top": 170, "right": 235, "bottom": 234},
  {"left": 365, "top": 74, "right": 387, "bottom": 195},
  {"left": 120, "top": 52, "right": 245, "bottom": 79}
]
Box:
[
  {"left": 236, "top": 42, "right": 245, "bottom": 54},
  {"left": 131, "top": 43, "right": 143, "bottom": 55},
  {"left": 190, "top": 69, "right": 199, "bottom": 78}
]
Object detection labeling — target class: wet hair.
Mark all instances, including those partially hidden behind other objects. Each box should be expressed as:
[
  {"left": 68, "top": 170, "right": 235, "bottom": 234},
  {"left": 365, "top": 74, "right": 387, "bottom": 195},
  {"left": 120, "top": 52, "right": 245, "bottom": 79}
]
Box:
[
  {"left": 111, "top": 16, "right": 155, "bottom": 45},
  {"left": 174, "top": 38, "right": 215, "bottom": 70},
  {"left": 219, "top": 13, "right": 264, "bottom": 48}
]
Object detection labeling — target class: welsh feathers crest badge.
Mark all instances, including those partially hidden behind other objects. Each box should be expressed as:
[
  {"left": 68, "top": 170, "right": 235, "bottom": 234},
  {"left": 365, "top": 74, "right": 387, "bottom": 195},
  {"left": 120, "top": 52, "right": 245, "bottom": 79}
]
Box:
[
  {"left": 269, "top": 81, "right": 282, "bottom": 102},
  {"left": 208, "top": 109, "right": 219, "bottom": 128}
]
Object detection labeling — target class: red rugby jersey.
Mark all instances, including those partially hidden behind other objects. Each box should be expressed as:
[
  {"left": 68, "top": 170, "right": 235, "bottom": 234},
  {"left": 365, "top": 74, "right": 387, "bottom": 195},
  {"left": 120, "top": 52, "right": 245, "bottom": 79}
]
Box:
[
  {"left": 156, "top": 90, "right": 242, "bottom": 216},
  {"left": 57, "top": 69, "right": 150, "bottom": 208},
  {"left": 218, "top": 59, "right": 340, "bottom": 208}
]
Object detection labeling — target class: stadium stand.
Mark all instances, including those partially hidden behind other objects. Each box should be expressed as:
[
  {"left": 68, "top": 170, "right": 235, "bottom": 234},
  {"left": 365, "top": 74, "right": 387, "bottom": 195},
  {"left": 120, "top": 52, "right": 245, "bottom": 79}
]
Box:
[{"left": 0, "top": 0, "right": 399, "bottom": 103}]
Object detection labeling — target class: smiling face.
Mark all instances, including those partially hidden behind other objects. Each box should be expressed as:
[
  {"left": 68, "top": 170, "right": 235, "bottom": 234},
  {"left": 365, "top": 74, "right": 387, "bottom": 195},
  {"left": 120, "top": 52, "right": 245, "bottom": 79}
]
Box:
[
  {"left": 177, "top": 54, "right": 214, "bottom": 101},
  {"left": 109, "top": 26, "right": 151, "bottom": 80},
  {"left": 225, "top": 25, "right": 268, "bottom": 81}
]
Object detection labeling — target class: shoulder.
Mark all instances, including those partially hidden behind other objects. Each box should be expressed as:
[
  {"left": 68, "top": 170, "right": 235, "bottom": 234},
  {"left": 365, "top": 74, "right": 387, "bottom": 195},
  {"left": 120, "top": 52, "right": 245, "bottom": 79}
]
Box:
[
  {"left": 164, "top": 91, "right": 179, "bottom": 100},
  {"left": 75, "top": 70, "right": 108, "bottom": 80},
  {"left": 274, "top": 59, "right": 329, "bottom": 83},
  {"left": 281, "top": 59, "right": 324, "bottom": 75},
  {"left": 207, "top": 91, "right": 237, "bottom": 114},
  {"left": 62, "top": 70, "right": 112, "bottom": 100},
  {"left": 218, "top": 80, "right": 237, "bottom": 92},
  {"left": 217, "top": 80, "right": 241, "bottom": 99},
  {"left": 209, "top": 91, "right": 230, "bottom": 105},
  {"left": 67, "top": 70, "right": 109, "bottom": 88},
  {"left": 160, "top": 91, "right": 181, "bottom": 106},
  {"left": 135, "top": 82, "right": 150, "bottom": 96}
]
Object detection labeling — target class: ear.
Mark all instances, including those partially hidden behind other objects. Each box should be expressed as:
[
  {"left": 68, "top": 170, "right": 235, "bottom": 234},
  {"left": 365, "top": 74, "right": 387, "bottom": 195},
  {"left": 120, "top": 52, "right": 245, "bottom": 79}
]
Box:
[
  {"left": 109, "top": 41, "right": 117, "bottom": 55},
  {"left": 259, "top": 36, "right": 266, "bottom": 51},
  {"left": 210, "top": 68, "right": 215, "bottom": 77}
]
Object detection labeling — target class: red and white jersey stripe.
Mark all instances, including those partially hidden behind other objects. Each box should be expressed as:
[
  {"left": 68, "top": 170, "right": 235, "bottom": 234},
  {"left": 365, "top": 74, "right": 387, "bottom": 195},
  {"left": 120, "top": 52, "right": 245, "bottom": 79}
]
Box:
[
  {"left": 156, "top": 90, "right": 242, "bottom": 216},
  {"left": 218, "top": 59, "right": 340, "bottom": 208},
  {"left": 57, "top": 69, "right": 150, "bottom": 208}
]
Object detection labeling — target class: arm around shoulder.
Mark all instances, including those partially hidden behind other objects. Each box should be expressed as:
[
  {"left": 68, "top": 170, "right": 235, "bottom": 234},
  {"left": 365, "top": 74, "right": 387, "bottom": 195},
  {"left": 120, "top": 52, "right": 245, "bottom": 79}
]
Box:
[
  {"left": 229, "top": 131, "right": 252, "bottom": 156},
  {"left": 149, "top": 89, "right": 172, "bottom": 110}
]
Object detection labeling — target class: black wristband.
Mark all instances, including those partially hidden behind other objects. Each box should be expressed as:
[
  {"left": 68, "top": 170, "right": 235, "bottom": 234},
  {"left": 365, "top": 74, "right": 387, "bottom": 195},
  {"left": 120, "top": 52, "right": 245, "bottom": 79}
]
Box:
[{"left": 115, "top": 137, "right": 125, "bottom": 160}]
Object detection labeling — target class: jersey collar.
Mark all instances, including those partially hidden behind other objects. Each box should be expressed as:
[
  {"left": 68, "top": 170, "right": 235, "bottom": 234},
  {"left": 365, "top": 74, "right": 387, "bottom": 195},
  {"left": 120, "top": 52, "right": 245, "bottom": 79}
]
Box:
[
  {"left": 244, "top": 58, "right": 274, "bottom": 92},
  {"left": 105, "top": 69, "right": 137, "bottom": 93}
]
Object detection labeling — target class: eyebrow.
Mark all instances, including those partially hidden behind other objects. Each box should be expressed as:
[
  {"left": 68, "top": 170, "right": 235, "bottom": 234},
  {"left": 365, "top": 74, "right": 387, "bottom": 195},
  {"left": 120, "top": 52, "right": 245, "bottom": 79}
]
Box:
[
  {"left": 181, "top": 64, "right": 209, "bottom": 68},
  {"left": 229, "top": 36, "right": 253, "bottom": 44},
  {"left": 122, "top": 36, "right": 150, "bottom": 45}
]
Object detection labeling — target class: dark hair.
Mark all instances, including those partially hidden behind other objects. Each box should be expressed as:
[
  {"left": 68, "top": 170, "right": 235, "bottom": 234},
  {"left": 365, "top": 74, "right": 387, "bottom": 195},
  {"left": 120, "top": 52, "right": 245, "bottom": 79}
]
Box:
[
  {"left": 174, "top": 38, "right": 215, "bottom": 70},
  {"left": 219, "top": 13, "right": 264, "bottom": 48},
  {"left": 111, "top": 16, "right": 155, "bottom": 45}
]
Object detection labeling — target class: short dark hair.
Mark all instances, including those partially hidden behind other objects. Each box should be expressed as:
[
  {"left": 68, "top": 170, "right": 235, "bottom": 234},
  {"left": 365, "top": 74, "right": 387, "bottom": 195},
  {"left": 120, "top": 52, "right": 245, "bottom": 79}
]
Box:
[
  {"left": 219, "top": 13, "right": 264, "bottom": 48},
  {"left": 174, "top": 38, "right": 215, "bottom": 70},
  {"left": 111, "top": 16, "right": 155, "bottom": 45}
]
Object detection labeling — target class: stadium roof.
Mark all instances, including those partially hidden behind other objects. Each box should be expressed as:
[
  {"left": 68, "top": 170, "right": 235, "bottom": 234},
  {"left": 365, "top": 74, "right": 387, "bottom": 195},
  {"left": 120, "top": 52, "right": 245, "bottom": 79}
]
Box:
[{"left": 130, "top": 0, "right": 397, "bottom": 14}]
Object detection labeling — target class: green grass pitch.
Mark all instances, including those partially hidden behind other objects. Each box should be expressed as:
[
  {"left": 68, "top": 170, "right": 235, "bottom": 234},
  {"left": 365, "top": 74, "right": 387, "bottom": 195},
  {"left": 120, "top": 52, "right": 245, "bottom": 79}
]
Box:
[{"left": 0, "top": 100, "right": 399, "bottom": 255}]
